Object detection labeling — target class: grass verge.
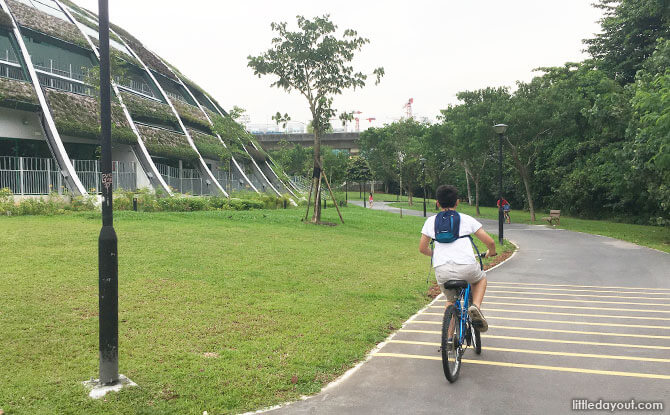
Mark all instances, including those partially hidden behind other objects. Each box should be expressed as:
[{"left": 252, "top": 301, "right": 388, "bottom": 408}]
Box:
[{"left": 0, "top": 205, "right": 512, "bottom": 415}]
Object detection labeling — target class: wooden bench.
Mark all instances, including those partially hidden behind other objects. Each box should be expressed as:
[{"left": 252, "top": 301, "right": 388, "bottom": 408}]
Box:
[{"left": 543, "top": 210, "right": 561, "bottom": 226}]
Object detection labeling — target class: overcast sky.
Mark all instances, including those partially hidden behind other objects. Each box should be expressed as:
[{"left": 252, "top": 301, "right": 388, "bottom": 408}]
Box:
[{"left": 74, "top": 0, "right": 604, "bottom": 129}]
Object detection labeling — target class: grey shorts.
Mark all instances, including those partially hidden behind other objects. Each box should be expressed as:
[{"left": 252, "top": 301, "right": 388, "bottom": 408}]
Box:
[{"left": 435, "top": 262, "right": 486, "bottom": 302}]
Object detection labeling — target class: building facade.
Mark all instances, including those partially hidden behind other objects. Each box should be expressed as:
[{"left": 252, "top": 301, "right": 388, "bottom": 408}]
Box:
[{"left": 0, "top": 0, "right": 297, "bottom": 198}]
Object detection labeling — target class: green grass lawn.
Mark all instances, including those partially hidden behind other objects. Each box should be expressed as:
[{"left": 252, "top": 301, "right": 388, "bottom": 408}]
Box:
[
  {"left": 0, "top": 206, "right": 511, "bottom": 415},
  {"left": 382, "top": 194, "right": 670, "bottom": 253}
]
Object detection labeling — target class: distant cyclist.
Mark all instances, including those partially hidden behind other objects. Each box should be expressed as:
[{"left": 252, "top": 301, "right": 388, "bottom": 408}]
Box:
[
  {"left": 419, "top": 185, "right": 497, "bottom": 331},
  {"left": 497, "top": 198, "right": 511, "bottom": 224}
]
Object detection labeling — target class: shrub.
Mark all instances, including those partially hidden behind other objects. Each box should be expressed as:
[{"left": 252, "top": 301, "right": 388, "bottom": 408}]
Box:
[
  {"left": 136, "top": 124, "right": 199, "bottom": 162},
  {"left": 0, "top": 78, "right": 40, "bottom": 112},
  {"left": 188, "top": 128, "right": 231, "bottom": 161}
]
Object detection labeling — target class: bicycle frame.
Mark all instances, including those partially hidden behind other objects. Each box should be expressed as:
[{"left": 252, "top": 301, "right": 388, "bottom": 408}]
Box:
[{"left": 452, "top": 284, "right": 471, "bottom": 348}]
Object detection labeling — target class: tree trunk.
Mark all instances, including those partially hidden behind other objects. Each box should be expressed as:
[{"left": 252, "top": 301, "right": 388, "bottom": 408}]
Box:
[
  {"left": 311, "top": 129, "right": 321, "bottom": 223},
  {"left": 520, "top": 164, "right": 536, "bottom": 222},
  {"left": 474, "top": 178, "right": 480, "bottom": 216},
  {"left": 465, "top": 166, "right": 472, "bottom": 205},
  {"left": 509, "top": 147, "right": 536, "bottom": 222},
  {"left": 408, "top": 187, "right": 413, "bottom": 206}
]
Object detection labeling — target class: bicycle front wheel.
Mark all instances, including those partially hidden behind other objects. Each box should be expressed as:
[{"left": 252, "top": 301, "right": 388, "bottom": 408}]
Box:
[{"left": 441, "top": 305, "right": 462, "bottom": 383}]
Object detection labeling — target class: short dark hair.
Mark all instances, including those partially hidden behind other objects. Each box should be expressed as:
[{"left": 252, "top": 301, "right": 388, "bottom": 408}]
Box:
[{"left": 436, "top": 185, "right": 458, "bottom": 208}]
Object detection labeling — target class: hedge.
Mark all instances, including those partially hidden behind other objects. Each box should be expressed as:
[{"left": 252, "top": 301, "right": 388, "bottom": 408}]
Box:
[
  {"left": 172, "top": 98, "right": 212, "bottom": 133},
  {"left": 0, "top": 7, "right": 13, "bottom": 29},
  {"left": 7, "top": 0, "right": 90, "bottom": 50},
  {"left": 120, "top": 91, "right": 179, "bottom": 129},
  {"left": 0, "top": 77, "right": 39, "bottom": 112},
  {"left": 45, "top": 89, "right": 135, "bottom": 144},
  {"left": 187, "top": 128, "right": 231, "bottom": 161},
  {"left": 136, "top": 124, "right": 198, "bottom": 162},
  {"left": 110, "top": 23, "right": 177, "bottom": 81}
]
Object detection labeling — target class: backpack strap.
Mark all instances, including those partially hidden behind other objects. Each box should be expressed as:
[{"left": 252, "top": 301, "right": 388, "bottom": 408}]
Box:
[{"left": 468, "top": 235, "right": 484, "bottom": 270}]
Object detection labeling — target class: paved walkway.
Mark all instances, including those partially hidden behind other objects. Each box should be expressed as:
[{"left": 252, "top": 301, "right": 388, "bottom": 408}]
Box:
[{"left": 267, "top": 202, "right": 670, "bottom": 414}]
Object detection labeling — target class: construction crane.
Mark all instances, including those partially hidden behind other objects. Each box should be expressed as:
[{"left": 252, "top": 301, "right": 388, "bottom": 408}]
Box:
[
  {"left": 403, "top": 98, "right": 413, "bottom": 119},
  {"left": 365, "top": 117, "right": 376, "bottom": 128},
  {"left": 353, "top": 110, "right": 362, "bottom": 132}
]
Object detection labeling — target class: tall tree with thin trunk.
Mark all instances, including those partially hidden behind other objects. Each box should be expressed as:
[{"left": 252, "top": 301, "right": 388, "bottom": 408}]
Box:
[
  {"left": 248, "top": 15, "right": 383, "bottom": 223},
  {"left": 440, "top": 87, "right": 510, "bottom": 216}
]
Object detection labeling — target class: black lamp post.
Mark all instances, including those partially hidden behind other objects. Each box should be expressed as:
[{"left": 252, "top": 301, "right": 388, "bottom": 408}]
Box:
[
  {"left": 493, "top": 124, "right": 508, "bottom": 245},
  {"left": 98, "top": 0, "right": 119, "bottom": 386},
  {"left": 420, "top": 157, "right": 426, "bottom": 217}
]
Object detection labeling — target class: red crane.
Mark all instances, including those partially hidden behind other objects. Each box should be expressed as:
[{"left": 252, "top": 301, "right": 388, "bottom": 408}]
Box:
[
  {"left": 353, "top": 110, "right": 362, "bottom": 132},
  {"left": 365, "top": 117, "right": 376, "bottom": 127},
  {"left": 403, "top": 98, "right": 413, "bottom": 118}
]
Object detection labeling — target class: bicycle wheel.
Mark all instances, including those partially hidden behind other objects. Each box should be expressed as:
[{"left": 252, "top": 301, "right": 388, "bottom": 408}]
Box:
[{"left": 441, "top": 305, "right": 462, "bottom": 383}]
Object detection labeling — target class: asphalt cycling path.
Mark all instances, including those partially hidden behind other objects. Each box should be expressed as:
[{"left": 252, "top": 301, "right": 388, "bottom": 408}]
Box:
[{"left": 263, "top": 201, "right": 670, "bottom": 414}]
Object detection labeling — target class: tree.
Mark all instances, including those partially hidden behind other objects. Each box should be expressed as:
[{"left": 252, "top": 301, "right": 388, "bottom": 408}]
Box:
[
  {"left": 627, "top": 39, "right": 670, "bottom": 224},
  {"left": 346, "top": 156, "right": 371, "bottom": 197},
  {"left": 440, "top": 87, "right": 510, "bottom": 215},
  {"left": 248, "top": 15, "right": 383, "bottom": 223},
  {"left": 269, "top": 140, "right": 312, "bottom": 177},
  {"left": 321, "top": 147, "right": 349, "bottom": 186},
  {"left": 584, "top": 0, "right": 670, "bottom": 84}
]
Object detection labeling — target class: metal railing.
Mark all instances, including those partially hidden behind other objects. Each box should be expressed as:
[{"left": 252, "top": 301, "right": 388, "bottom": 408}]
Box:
[
  {"left": 0, "top": 156, "right": 137, "bottom": 195},
  {"left": 0, "top": 156, "right": 64, "bottom": 195},
  {"left": 0, "top": 50, "right": 25, "bottom": 80},
  {"left": 116, "top": 77, "right": 158, "bottom": 100},
  {"left": 72, "top": 160, "right": 137, "bottom": 193},
  {"left": 290, "top": 176, "right": 310, "bottom": 193},
  {"left": 37, "top": 72, "right": 92, "bottom": 95},
  {"left": 154, "top": 162, "right": 212, "bottom": 195},
  {"left": 0, "top": 62, "right": 25, "bottom": 81}
]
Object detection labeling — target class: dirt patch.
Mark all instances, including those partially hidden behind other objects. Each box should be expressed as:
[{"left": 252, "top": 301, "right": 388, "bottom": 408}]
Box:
[{"left": 425, "top": 248, "right": 516, "bottom": 299}]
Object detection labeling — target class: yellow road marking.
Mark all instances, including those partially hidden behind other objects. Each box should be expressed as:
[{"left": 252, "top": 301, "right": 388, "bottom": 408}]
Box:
[
  {"left": 487, "top": 281, "right": 670, "bottom": 291},
  {"left": 434, "top": 302, "right": 670, "bottom": 314},
  {"left": 421, "top": 314, "right": 670, "bottom": 330},
  {"left": 406, "top": 321, "right": 670, "bottom": 339},
  {"left": 461, "top": 295, "right": 670, "bottom": 307},
  {"left": 451, "top": 315, "right": 670, "bottom": 329},
  {"left": 386, "top": 340, "right": 670, "bottom": 363},
  {"left": 423, "top": 309, "right": 670, "bottom": 321},
  {"left": 398, "top": 330, "right": 670, "bottom": 350},
  {"left": 486, "top": 290, "right": 670, "bottom": 301},
  {"left": 374, "top": 353, "right": 670, "bottom": 380},
  {"left": 486, "top": 285, "right": 670, "bottom": 296}
]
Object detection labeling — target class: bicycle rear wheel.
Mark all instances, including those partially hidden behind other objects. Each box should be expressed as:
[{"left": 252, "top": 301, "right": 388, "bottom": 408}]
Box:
[{"left": 441, "top": 305, "right": 462, "bottom": 383}]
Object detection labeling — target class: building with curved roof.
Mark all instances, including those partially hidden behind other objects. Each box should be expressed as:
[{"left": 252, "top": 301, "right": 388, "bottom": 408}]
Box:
[{"left": 0, "top": 0, "right": 297, "bottom": 198}]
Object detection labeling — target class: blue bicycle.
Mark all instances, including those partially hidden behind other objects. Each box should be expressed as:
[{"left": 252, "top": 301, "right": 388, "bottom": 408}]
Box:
[{"left": 440, "top": 255, "right": 485, "bottom": 383}]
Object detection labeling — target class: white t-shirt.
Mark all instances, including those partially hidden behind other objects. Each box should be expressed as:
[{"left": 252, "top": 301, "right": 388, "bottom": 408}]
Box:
[{"left": 421, "top": 211, "right": 483, "bottom": 266}]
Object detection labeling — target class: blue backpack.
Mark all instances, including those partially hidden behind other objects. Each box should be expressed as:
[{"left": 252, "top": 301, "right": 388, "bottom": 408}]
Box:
[
  {"left": 432, "top": 210, "right": 484, "bottom": 269},
  {"left": 434, "top": 210, "right": 466, "bottom": 243}
]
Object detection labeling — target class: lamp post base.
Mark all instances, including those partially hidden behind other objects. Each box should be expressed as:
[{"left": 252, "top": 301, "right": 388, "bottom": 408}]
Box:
[{"left": 83, "top": 374, "right": 137, "bottom": 399}]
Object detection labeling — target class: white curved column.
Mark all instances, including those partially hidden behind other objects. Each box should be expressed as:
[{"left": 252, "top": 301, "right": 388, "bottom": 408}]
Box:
[
  {"left": 1, "top": 0, "right": 87, "bottom": 195},
  {"left": 172, "top": 82, "right": 281, "bottom": 196},
  {"left": 203, "top": 95, "right": 298, "bottom": 198},
  {"left": 150, "top": 59, "right": 262, "bottom": 195},
  {"left": 108, "top": 30, "right": 227, "bottom": 197},
  {"left": 200, "top": 94, "right": 288, "bottom": 196},
  {"left": 55, "top": 0, "right": 172, "bottom": 195},
  {"left": 170, "top": 78, "right": 258, "bottom": 194}
]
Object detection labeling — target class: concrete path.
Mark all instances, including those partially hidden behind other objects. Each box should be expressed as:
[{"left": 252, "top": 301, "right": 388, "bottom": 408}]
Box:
[{"left": 267, "top": 202, "right": 670, "bottom": 414}]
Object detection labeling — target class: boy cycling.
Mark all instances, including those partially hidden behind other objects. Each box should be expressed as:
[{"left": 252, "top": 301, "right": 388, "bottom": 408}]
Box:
[{"left": 419, "top": 185, "right": 497, "bottom": 331}]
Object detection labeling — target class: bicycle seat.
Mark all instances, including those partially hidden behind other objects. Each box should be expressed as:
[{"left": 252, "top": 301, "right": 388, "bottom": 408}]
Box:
[{"left": 443, "top": 280, "right": 468, "bottom": 290}]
